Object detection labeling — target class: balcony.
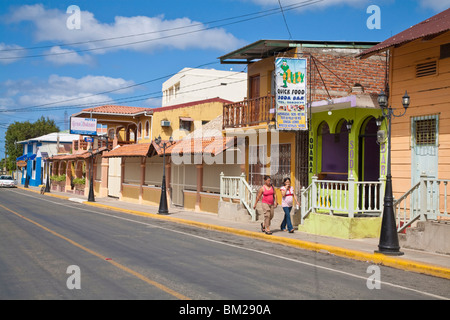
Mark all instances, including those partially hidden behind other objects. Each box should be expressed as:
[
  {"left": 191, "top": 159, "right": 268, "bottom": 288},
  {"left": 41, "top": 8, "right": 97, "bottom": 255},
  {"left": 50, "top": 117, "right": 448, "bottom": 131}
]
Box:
[{"left": 223, "top": 95, "right": 275, "bottom": 129}]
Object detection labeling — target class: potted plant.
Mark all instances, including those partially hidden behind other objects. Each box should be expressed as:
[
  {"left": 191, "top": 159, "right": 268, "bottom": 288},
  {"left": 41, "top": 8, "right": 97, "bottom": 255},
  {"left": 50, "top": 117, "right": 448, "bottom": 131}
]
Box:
[
  {"left": 73, "top": 177, "right": 86, "bottom": 195},
  {"left": 50, "top": 174, "right": 66, "bottom": 192}
]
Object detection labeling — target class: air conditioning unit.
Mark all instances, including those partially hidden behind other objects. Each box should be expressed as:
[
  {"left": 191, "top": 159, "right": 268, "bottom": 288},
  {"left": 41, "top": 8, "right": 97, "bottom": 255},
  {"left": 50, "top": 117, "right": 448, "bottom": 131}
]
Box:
[{"left": 161, "top": 120, "right": 171, "bottom": 127}]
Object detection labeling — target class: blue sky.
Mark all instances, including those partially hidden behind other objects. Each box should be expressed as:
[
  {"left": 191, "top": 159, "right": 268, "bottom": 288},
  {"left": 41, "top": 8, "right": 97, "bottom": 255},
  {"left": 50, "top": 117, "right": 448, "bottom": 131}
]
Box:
[{"left": 1, "top": 0, "right": 449, "bottom": 152}]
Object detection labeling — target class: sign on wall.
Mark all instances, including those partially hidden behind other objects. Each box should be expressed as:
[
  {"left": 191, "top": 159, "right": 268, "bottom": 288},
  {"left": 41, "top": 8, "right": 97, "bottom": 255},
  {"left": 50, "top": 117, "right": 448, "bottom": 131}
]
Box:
[
  {"left": 70, "top": 117, "right": 97, "bottom": 136},
  {"left": 275, "top": 57, "right": 308, "bottom": 130}
]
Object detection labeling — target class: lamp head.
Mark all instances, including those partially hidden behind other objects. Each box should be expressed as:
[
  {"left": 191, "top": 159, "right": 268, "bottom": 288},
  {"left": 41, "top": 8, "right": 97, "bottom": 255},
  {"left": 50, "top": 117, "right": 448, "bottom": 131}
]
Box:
[
  {"left": 155, "top": 135, "right": 161, "bottom": 145},
  {"left": 402, "top": 91, "right": 410, "bottom": 109},
  {"left": 377, "top": 90, "right": 388, "bottom": 110},
  {"left": 169, "top": 136, "right": 174, "bottom": 144},
  {"left": 346, "top": 120, "right": 353, "bottom": 132},
  {"left": 375, "top": 116, "right": 384, "bottom": 127}
]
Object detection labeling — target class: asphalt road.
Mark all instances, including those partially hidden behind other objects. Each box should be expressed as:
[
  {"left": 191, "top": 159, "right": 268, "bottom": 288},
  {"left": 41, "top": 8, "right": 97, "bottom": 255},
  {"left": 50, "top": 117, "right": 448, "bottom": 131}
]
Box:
[{"left": 0, "top": 188, "right": 449, "bottom": 302}]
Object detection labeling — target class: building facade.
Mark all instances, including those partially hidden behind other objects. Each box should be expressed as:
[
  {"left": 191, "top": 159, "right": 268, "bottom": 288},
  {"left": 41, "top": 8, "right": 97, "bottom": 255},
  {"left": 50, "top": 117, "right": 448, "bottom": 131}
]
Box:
[
  {"left": 17, "top": 131, "right": 79, "bottom": 187},
  {"left": 162, "top": 67, "right": 247, "bottom": 107}
]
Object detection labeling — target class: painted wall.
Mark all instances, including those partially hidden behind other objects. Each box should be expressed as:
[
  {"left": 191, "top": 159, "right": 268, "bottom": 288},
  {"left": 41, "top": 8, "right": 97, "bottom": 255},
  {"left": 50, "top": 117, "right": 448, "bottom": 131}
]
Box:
[
  {"left": 162, "top": 68, "right": 247, "bottom": 107},
  {"left": 309, "top": 107, "right": 384, "bottom": 184},
  {"left": 137, "top": 99, "right": 227, "bottom": 142}
]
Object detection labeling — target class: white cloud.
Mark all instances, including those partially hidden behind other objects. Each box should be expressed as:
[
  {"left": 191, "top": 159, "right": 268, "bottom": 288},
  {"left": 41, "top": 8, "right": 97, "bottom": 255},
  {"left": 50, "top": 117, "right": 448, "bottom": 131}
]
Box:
[
  {"left": 4, "top": 4, "right": 244, "bottom": 65},
  {"left": 0, "top": 43, "right": 26, "bottom": 64},
  {"left": 419, "top": 0, "right": 450, "bottom": 11},
  {"left": 1, "top": 74, "right": 136, "bottom": 112},
  {"left": 44, "top": 46, "right": 94, "bottom": 65},
  {"left": 243, "top": 0, "right": 368, "bottom": 10}
]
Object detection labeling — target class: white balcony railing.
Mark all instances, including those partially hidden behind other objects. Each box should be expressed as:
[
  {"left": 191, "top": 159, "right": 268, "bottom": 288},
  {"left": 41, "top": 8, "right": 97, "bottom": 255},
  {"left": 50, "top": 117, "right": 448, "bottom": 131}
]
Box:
[{"left": 300, "top": 176, "right": 385, "bottom": 224}]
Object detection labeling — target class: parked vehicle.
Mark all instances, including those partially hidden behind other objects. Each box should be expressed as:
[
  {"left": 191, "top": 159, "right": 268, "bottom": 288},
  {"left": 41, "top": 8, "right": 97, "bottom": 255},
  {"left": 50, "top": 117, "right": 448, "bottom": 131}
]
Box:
[{"left": 0, "top": 175, "right": 17, "bottom": 188}]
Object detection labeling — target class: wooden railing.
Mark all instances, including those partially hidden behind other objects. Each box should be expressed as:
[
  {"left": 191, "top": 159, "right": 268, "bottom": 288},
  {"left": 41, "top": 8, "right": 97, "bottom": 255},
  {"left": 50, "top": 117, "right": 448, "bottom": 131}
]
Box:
[{"left": 223, "top": 95, "right": 276, "bottom": 128}]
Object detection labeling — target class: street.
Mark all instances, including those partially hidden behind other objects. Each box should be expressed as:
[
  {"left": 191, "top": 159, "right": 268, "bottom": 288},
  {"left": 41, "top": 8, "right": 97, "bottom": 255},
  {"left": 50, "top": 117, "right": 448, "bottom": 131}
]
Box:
[{"left": 0, "top": 188, "right": 449, "bottom": 301}]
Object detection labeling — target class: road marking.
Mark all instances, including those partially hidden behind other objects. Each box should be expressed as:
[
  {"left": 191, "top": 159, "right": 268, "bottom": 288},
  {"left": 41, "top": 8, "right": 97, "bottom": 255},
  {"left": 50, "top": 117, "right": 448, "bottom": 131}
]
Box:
[
  {"left": 5, "top": 189, "right": 450, "bottom": 300},
  {"left": 0, "top": 202, "right": 190, "bottom": 300}
]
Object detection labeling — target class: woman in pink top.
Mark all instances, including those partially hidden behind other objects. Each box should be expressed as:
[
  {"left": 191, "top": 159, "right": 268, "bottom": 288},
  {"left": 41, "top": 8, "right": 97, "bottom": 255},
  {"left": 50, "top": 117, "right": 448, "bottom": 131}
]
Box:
[
  {"left": 254, "top": 175, "right": 277, "bottom": 235},
  {"left": 280, "top": 177, "right": 299, "bottom": 233}
]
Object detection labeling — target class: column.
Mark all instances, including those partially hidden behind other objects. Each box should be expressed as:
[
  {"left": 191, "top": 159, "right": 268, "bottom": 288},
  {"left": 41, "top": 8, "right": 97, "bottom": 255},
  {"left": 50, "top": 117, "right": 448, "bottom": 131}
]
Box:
[
  {"left": 100, "top": 156, "right": 109, "bottom": 197},
  {"left": 195, "top": 164, "right": 203, "bottom": 212},
  {"left": 119, "top": 158, "right": 125, "bottom": 200},
  {"left": 65, "top": 160, "right": 72, "bottom": 192},
  {"left": 139, "top": 157, "right": 146, "bottom": 204},
  {"left": 165, "top": 156, "right": 171, "bottom": 206}
]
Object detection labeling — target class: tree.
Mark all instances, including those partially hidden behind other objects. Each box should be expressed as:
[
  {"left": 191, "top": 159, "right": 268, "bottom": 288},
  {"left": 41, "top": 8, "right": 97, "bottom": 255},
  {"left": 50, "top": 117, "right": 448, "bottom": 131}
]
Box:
[{"left": 5, "top": 117, "right": 59, "bottom": 171}]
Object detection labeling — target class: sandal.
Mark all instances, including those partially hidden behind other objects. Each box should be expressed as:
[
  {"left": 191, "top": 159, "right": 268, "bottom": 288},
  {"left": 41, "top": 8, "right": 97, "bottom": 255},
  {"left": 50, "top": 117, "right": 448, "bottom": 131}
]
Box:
[
  {"left": 261, "top": 223, "right": 265, "bottom": 232},
  {"left": 265, "top": 230, "right": 272, "bottom": 235},
  {"left": 289, "top": 229, "right": 294, "bottom": 233}
]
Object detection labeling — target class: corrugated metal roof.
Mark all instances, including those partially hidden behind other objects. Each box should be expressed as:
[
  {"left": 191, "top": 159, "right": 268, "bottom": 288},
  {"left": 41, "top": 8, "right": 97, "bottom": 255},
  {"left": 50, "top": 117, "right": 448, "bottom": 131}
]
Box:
[
  {"left": 219, "top": 39, "right": 378, "bottom": 64},
  {"left": 359, "top": 8, "right": 450, "bottom": 58}
]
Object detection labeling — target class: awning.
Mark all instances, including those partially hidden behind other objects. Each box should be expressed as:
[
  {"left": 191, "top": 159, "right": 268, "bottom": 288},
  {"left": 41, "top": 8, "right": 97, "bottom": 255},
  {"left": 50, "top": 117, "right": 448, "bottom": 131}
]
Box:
[
  {"left": 16, "top": 154, "right": 28, "bottom": 161},
  {"left": 179, "top": 117, "right": 194, "bottom": 121},
  {"left": 102, "top": 143, "right": 151, "bottom": 158},
  {"left": 28, "top": 154, "right": 37, "bottom": 160},
  {"left": 49, "top": 147, "right": 107, "bottom": 161},
  {"left": 152, "top": 136, "right": 235, "bottom": 156}
]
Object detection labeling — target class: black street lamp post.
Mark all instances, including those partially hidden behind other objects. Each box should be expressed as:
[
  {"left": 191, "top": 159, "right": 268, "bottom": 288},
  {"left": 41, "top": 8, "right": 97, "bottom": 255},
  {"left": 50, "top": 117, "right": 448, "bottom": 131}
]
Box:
[
  {"left": 45, "top": 161, "right": 51, "bottom": 193},
  {"left": 154, "top": 135, "right": 174, "bottom": 214},
  {"left": 376, "top": 90, "right": 410, "bottom": 256},
  {"left": 87, "top": 146, "right": 95, "bottom": 202}
]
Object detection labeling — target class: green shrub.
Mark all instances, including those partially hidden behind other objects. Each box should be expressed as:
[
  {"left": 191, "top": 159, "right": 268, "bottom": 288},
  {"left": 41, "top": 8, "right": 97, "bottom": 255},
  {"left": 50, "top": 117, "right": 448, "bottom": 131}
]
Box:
[{"left": 73, "top": 177, "right": 86, "bottom": 185}]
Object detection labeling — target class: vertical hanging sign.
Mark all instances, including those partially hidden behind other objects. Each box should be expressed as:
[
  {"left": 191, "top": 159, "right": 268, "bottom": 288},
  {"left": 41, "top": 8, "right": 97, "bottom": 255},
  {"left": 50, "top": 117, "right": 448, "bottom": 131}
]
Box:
[{"left": 275, "top": 57, "right": 308, "bottom": 130}]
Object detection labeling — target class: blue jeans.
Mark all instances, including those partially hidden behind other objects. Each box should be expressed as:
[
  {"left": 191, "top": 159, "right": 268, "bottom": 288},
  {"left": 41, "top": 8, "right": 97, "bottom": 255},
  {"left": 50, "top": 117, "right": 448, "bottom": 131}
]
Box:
[{"left": 281, "top": 206, "right": 293, "bottom": 231}]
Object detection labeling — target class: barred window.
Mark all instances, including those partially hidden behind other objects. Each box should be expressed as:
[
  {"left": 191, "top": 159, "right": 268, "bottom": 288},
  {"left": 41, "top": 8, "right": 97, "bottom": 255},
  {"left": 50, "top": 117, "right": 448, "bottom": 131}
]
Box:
[
  {"left": 415, "top": 118, "right": 437, "bottom": 145},
  {"left": 270, "top": 144, "right": 291, "bottom": 187}
]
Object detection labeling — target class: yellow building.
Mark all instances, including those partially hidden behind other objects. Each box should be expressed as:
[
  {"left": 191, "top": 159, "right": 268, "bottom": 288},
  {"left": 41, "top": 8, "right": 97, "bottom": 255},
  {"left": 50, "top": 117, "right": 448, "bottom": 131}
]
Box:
[{"left": 141, "top": 97, "right": 232, "bottom": 142}]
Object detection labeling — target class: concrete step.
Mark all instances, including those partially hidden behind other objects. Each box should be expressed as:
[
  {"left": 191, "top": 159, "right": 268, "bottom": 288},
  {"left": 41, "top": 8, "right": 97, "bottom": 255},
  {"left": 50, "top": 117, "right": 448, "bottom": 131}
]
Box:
[{"left": 399, "top": 220, "right": 450, "bottom": 255}]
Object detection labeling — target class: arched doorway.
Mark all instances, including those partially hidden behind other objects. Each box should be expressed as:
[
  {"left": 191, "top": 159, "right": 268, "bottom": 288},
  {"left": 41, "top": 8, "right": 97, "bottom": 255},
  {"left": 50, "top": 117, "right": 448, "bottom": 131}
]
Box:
[
  {"left": 319, "top": 120, "right": 349, "bottom": 181},
  {"left": 358, "top": 116, "right": 380, "bottom": 181},
  {"left": 358, "top": 116, "right": 381, "bottom": 211}
]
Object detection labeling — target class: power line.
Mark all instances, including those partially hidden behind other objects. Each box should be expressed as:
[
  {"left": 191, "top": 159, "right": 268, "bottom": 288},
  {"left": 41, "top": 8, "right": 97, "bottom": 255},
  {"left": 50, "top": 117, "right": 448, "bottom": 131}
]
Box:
[
  {"left": 0, "top": 61, "right": 219, "bottom": 114},
  {"left": 0, "top": 0, "right": 323, "bottom": 60},
  {"left": 1, "top": 1, "right": 313, "bottom": 53},
  {"left": 278, "top": 0, "right": 293, "bottom": 39},
  {"left": 0, "top": 65, "right": 250, "bottom": 120}
]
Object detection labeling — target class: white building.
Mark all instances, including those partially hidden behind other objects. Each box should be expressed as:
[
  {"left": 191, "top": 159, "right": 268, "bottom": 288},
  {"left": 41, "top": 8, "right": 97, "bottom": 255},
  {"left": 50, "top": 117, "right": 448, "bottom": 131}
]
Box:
[{"left": 162, "top": 68, "right": 247, "bottom": 107}]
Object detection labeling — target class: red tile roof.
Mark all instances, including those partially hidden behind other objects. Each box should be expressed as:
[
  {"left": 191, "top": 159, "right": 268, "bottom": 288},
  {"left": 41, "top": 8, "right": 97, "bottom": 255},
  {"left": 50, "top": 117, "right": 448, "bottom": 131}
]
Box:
[
  {"left": 102, "top": 143, "right": 151, "bottom": 158},
  {"left": 359, "top": 8, "right": 450, "bottom": 58},
  {"left": 151, "top": 98, "right": 233, "bottom": 113},
  {"left": 81, "top": 105, "right": 151, "bottom": 115},
  {"left": 161, "top": 136, "right": 234, "bottom": 156},
  {"left": 49, "top": 147, "right": 107, "bottom": 161}
]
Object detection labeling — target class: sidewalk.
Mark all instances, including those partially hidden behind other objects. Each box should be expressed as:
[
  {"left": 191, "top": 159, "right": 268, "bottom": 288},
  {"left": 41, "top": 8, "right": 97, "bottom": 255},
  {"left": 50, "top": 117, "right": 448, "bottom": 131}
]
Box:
[{"left": 17, "top": 186, "right": 450, "bottom": 279}]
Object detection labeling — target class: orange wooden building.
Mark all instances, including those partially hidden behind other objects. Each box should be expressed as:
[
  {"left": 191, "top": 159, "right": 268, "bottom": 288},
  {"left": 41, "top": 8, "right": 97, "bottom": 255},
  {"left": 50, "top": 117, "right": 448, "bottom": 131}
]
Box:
[{"left": 360, "top": 9, "right": 450, "bottom": 219}]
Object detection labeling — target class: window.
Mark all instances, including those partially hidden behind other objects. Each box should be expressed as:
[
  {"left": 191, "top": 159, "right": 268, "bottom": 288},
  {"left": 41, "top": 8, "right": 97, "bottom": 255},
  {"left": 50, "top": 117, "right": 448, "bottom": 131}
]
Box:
[
  {"left": 138, "top": 122, "right": 142, "bottom": 139},
  {"left": 440, "top": 43, "right": 450, "bottom": 60},
  {"left": 179, "top": 119, "right": 192, "bottom": 131},
  {"left": 249, "top": 145, "right": 266, "bottom": 187},
  {"left": 145, "top": 120, "right": 150, "bottom": 138},
  {"left": 414, "top": 117, "right": 437, "bottom": 146},
  {"left": 270, "top": 144, "right": 291, "bottom": 187}
]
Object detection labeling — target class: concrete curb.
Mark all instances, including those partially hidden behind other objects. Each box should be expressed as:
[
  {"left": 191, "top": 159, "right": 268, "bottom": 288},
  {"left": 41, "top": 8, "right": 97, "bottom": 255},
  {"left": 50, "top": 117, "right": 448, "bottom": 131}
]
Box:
[{"left": 18, "top": 187, "right": 450, "bottom": 280}]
